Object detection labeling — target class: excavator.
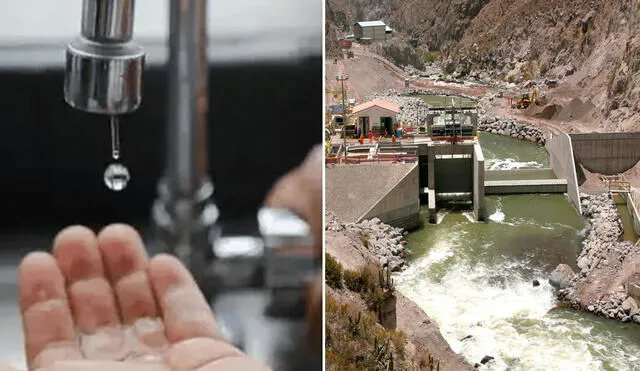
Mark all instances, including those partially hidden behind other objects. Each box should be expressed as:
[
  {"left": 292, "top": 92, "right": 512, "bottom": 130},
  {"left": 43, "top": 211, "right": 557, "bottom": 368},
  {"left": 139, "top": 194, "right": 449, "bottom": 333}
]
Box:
[{"left": 511, "top": 89, "right": 538, "bottom": 109}]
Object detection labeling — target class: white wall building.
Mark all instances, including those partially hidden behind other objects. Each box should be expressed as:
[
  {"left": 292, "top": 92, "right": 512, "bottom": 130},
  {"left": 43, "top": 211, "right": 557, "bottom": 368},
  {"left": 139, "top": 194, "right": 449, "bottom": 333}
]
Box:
[
  {"left": 352, "top": 99, "right": 401, "bottom": 135},
  {"left": 353, "top": 20, "right": 393, "bottom": 41}
]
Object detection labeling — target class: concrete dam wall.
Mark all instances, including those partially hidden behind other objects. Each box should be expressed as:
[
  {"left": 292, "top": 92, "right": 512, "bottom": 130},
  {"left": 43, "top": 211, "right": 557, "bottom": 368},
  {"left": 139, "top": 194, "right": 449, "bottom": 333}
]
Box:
[
  {"left": 569, "top": 132, "right": 640, "bottom": 175},
  {"left": 326, "top": 163, "right": 420, "bottom": 229},
  {"left": 546, "top": 134, "right": 582, "bottom": 212}
]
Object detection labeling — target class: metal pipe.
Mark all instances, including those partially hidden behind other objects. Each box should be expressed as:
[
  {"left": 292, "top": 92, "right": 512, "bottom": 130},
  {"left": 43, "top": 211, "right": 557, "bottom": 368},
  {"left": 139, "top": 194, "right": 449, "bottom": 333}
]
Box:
[
  {"left": 81, "top": 0, "right": 134, "bottom": 43},
  {"left": 167, "top": 0, "right": 208, "bottom": 198},
  {"left": 152, "top": 0, "right": 217, "bottom": 274}
]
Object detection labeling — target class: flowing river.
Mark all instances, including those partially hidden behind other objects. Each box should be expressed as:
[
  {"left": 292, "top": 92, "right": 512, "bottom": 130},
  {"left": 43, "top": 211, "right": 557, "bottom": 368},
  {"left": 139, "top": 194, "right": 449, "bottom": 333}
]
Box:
[{"left": 395, "top": 133, "right": 640, "bottom": 371}]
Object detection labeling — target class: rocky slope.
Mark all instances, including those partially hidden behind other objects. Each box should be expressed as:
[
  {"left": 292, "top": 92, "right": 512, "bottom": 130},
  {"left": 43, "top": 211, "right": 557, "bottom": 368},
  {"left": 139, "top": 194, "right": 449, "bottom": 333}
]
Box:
[
  {"left": 551, "top": 193, "right": 640, "bottom": 323},
  {"left": 326, "top": 0, "right": 489, "bottom": 53},
  {"left": 327, "top": 0, "right": 640, "bottom": 130},
  {"left": 450, "top": 1, "right": 640, "bottom": 130},
  {"left": 325, "top": 211, "right": 473, "bottom": 370}
]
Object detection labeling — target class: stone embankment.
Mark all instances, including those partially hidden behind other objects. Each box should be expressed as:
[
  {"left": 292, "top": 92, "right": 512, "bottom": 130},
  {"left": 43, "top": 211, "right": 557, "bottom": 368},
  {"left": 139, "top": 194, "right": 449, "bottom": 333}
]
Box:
[
  {"left": 326, "top": 211, "right": 409, "bottom": 272},
  {"left": 478, "top": 116, "right": 547, "bottom": 145},
  {"left": 550, "top": 193, "right": 640, "bottom": 324},
  {"left": 367, "top": 89, "right": 547, "bottom": 145}
]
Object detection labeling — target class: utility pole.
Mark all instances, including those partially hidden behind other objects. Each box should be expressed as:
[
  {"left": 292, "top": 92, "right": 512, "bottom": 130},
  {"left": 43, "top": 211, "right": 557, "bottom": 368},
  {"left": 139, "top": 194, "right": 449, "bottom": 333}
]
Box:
[{"left": 336, "top": 75, "right": 349, "bottom": 162}]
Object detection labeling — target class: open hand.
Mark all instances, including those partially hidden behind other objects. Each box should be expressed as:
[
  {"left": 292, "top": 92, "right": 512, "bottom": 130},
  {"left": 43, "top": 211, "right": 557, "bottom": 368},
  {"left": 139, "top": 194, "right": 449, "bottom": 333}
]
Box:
[{"left": 16, "top": 224, "right": 270, "bottom": 371}]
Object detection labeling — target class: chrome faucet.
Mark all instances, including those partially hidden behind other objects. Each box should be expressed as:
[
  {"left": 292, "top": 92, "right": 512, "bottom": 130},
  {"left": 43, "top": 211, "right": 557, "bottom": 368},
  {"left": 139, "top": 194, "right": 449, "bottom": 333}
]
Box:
[
  {"left": 62, "top": 0, "right": 318, "bottom": 362},
  {"left": 63, "top": 0, "right": 218, "bottom": 281},
  {"left": 63, "top": 0, "right": 316, "bottom": 297}
]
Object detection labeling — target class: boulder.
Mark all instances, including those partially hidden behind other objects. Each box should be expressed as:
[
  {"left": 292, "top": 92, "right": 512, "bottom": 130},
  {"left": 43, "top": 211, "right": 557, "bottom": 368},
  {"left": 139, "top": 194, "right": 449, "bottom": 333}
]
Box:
[
  {"left": 622, "top": 297, "right": 638, "bottom": 313},
  {"left": 480, "top": 355, "right": 495, "bottom": 364},
  {"left": 549, "top": 264, "right": 576, "bottom": 290}
]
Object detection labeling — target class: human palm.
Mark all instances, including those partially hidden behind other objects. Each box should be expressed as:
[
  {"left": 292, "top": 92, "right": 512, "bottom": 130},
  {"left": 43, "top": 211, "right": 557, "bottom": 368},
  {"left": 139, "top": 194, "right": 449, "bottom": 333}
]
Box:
[{"left": 16, "top": 224, "right": 269, "bottom": 371}]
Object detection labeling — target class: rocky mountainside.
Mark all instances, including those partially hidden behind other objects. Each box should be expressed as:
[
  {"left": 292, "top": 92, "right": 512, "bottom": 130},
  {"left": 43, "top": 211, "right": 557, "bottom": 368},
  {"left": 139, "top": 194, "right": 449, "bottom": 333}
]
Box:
[
  {"left": 326, "top": 0, "right": 640, "bottom": 129},
  {"left": 326, "top": 0, "right": 488, "bottom": 52},
  {"left": 449, "top": 1, "right": 640, "bottom": 129}
]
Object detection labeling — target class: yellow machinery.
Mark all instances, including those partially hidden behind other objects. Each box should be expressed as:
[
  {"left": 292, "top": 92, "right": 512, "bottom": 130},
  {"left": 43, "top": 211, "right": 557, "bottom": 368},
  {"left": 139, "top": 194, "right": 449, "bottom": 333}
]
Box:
[{"left": 511, "top": 89, "right": 537, "bottom": 109}]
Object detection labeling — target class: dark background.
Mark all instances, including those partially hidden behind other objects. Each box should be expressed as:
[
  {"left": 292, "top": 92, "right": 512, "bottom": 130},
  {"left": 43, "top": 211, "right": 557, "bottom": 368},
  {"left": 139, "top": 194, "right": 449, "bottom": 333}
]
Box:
[
  {"left": 0, "top": 57, "right": 322, "bottom": 232},
  {"left": 0, "top": 56, "right": 321, "bottom": 232},
  {"left": 0, "top": 1, "right": 322, "bottom": 234}
]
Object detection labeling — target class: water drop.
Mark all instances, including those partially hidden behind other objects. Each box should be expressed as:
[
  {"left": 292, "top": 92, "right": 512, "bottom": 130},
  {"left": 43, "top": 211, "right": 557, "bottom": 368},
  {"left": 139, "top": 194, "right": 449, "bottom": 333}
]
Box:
[
  {"left": 104, "top": 163, "right": 130, "bottom": 191},
  {"left": 110, "top": 115, "right": 121, "bottom": 160}
]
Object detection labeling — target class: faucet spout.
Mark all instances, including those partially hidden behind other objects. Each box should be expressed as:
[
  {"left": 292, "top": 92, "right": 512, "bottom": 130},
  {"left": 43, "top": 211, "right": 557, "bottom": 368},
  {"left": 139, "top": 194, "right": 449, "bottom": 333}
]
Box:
[{"left": 64, "top": 0, "right": 144, "bottom": 116}]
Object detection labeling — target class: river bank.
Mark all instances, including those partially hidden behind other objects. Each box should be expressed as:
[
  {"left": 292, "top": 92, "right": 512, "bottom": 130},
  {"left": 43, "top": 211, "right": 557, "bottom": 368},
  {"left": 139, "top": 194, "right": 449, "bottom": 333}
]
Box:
[
  {"left": 552, "top": 193, "right": 640, "bottom": 323},
  {"left": 325, "top": 211, "right": 474, "bottom": 371}
]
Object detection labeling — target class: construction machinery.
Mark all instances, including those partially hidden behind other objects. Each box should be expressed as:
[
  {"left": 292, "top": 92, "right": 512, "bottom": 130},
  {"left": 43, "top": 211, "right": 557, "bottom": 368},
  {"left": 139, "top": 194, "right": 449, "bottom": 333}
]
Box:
[{"left": 511, "top": 89, "right": 537, "bottom": 109}]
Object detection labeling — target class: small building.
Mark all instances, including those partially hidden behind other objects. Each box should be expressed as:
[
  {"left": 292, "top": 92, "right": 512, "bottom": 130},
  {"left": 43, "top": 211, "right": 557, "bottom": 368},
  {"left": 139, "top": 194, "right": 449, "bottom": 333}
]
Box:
[
  {"left": 353, "top": 21, "right": 393, "bottom": 41},
  {"left": 352, "top": 99, "right": 401, "bottom": 136}
]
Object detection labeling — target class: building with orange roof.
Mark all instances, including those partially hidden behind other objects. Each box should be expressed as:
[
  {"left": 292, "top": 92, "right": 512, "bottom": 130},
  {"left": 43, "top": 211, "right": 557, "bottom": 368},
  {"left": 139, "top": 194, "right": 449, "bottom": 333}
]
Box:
[{"left": 352, "top": 99, "right": 401, "bottom": 136}]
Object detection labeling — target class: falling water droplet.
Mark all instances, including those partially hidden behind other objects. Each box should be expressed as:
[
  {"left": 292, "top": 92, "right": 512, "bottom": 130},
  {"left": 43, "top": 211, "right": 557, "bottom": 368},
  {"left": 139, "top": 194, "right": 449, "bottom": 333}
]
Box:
[
  {"left": 104, "top": 163, "right": 130, "bottom": 191},
  {"left": 110, "top": 115, "right": 121, "bottom": 160}
]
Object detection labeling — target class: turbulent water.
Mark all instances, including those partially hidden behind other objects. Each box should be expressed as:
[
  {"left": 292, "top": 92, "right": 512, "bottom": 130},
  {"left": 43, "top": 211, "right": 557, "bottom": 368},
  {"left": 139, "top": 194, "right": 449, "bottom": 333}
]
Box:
[
  {"left": 479, "top": 133, "right": 549, "bottom": 170},
  {"left": 395, "top": 133, "right": 640, "bottom": 371}
]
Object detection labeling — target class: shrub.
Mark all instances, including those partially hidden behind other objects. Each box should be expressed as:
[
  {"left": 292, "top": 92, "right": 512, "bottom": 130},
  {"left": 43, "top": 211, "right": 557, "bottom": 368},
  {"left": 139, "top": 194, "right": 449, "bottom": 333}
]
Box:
[
  {"left": 326, "top": 292, "right": 440, "bottom": 370},
  {"left": 344, "top": 265, "right": 377, "bottom": 293},
  {"left": 326, "top": 253, "right": 344, "bottom": 289},
  {"left": 343, "top": 269, "right": 365, "bottom": 292},
  {"left": 358, "top": 230, "right": 370, "bottom": 248}
]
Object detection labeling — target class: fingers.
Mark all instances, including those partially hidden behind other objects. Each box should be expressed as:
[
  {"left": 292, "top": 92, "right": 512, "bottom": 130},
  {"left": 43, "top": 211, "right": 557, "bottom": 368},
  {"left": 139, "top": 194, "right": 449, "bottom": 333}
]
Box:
[
  {"left": 165, "top": 338, "right": 244, "bottom": 370},
  {"left": 52, "top": 226, "right": 120, "bottom": 333},
  {"left": 265, "top": 144, "right": 323, "bottom": 254},
  {"left": 147, "top": 254, "right": 219, "bottom": 343},
  {"left": 18, "top": 252, "right": 81, "bottom": 368},
  {"left": 41, "top": 361, "right": 167, "bottom": 371},
  {"left": 97, "top": 225, "right": 160, "bottom": 324}
]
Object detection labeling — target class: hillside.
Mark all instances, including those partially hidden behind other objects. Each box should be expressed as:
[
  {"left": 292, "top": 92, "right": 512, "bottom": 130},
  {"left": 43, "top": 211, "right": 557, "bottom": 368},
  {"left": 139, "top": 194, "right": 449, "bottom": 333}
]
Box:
[
  {"left": 326, "top": 0, "right": 640, "bottom": 130},
  {"left": 325, "top": 212, "right": 474, "bottom": 370}
]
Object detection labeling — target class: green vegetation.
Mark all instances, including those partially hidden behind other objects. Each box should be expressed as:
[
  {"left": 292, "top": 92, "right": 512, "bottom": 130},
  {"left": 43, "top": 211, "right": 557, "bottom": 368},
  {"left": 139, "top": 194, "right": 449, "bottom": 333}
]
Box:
[
  {"left": 376, "top": 41, "right": 426, "bottom": 70},
  {"left": 326, "top": 256, "right": 442, "bottom": 370},
  {"left": 326, "top": 253, "right": 344, "bottom": 289},
  {"left": 417, "top": 48, "right": 441, "bottom": 64},
  {"left": 326, "top": 292, "right": 441, "bottom": 370},
  {"left": 359, "top": 230, "right": 371, "bottom": 248},
  {"left": 520, "top": 60, "right": 537, "bottom": 82}
]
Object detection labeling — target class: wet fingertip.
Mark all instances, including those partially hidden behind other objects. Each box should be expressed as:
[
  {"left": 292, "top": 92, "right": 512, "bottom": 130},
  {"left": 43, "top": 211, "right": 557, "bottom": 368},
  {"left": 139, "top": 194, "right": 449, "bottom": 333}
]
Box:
[
  {"left": 52, "top": 225, "right": 97, "bottom": 253},
  {"left": 18, "top": 252, "right": 66, "bottom": 310},
  {"left": 97, "top": 224, "right": 143, "bottom": 245},
  {"left": 20, "top": 251, "right": 55, "bottom": 268},
  {"left": 147, "top": 254, "right": 192, "bottom": 283},
  {"left": 97, "top": 224, "right": 148, "bottom": 281}
]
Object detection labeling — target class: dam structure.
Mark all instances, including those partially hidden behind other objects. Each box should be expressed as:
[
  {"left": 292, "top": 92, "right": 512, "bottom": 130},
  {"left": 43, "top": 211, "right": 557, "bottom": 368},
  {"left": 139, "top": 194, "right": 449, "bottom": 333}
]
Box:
[
  {"left": 546, "top": 132, "right": 640, "bottom": 234},
  {"left": 327, "top": 104, "right": 571, "bottom": 228}
]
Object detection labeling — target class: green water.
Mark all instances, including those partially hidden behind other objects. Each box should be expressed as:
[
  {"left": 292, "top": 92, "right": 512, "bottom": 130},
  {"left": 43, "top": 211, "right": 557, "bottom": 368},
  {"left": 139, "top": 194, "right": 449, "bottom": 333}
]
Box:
[
  {"left": 395, "top": 134, "right": 640, "bottom": 370},
  {"left": 613, "top": 194, "right": 639, "bottom": 243},
  {"left": 486, "top": 169, "right": 557, "bottom": 181},
  {"left": 480, "top": 132, "right": 550, "bottom": 170}
]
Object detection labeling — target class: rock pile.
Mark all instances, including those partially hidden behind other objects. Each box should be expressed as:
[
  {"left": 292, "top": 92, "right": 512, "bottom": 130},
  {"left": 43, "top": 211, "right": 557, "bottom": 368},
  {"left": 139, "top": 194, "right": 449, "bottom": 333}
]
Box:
[
  {"left": 553, "top": 193, "right": 640, "bottom": 323},
  {"left": 326, "top": 211, "right": 409, "bottom": 272},
  {"left": 366, "top": 89, "right": 547, "bottom": 145},
  {"left": 366, "top": 91, "right": 429, "bottom": 125},
  {"left": 478, "top": 116, "right": 547, "bottom": 145}
]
